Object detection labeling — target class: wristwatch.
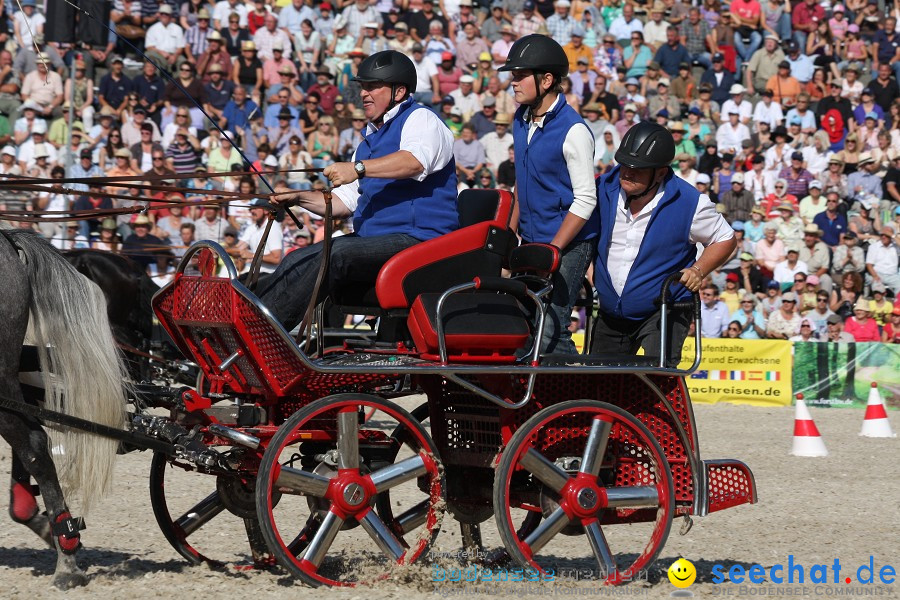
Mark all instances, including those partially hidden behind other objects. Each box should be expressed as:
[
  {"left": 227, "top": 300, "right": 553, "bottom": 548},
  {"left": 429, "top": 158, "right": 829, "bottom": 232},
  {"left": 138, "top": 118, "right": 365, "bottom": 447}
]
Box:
[{"left": 354, "top": 161, "right": 366, "bottom": 179}]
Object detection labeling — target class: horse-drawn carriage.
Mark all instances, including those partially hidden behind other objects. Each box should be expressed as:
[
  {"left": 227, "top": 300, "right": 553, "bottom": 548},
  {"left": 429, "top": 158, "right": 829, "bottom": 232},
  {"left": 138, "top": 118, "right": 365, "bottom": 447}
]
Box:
[{"left": 134, "top": 188, "right": 756, "bottom": 587}]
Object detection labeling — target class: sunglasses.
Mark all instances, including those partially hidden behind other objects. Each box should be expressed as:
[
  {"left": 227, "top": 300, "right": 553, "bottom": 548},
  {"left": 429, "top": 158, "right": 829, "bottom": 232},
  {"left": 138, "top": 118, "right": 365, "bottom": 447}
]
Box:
[
  {"left": 794, "top": 279, "right": 806, "bottom": 283},
  {"left": 782, "top": 300, "right": 796, "bottom": 304},
  {"left": 741, "top": 301, "right": 753, "bottom": 304},
  {"left": 153, "top": 157, "right": 164, "bottom": 160}
]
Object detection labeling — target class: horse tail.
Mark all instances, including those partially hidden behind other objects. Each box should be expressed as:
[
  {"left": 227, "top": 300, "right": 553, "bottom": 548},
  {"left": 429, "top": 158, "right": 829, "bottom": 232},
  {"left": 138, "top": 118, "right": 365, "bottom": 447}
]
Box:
[{"left": 8, "top": 231, "right": 127, "bottom": 515}]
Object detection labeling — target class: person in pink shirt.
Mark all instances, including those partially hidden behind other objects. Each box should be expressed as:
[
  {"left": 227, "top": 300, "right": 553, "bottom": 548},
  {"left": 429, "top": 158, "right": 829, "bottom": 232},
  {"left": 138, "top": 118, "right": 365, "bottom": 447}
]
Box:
[
  {"left": 754, "top": 223, "right": 786, "bottom": 277},
  {"left": 843, "top": 297, "right": 880, "bottom": 342},
  {"left": 828, "top": 4, "right": 849, "bottom": 40}
]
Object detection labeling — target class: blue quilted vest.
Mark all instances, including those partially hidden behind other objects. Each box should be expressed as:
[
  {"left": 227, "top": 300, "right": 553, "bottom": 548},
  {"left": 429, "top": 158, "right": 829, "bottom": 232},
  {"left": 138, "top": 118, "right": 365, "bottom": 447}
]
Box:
[
  {"left": 513, "top": 93, "right": 598, "bottom": 244},
  {"left": 354, "top": 98, "right": 459, "bottom": 240},
  {"left": 594, "top": 167, "right": 699, "bottom": 320}
]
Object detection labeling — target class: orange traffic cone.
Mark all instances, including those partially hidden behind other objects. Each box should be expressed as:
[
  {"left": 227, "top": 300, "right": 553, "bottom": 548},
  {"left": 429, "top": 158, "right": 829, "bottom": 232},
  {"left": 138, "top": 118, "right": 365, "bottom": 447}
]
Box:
[
  {"left": 860, "top": 383, "right": 895, "bottom": 438},
  {"left": 791, "top": 394, "right": 828, "bottom": 457}
]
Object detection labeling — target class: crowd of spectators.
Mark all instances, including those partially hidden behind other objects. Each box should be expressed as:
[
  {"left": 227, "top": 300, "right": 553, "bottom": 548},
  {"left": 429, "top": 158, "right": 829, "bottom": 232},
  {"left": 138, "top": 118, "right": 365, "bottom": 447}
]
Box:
[{"left": 0, "top": 0, "right": 899, "bottom": 342}]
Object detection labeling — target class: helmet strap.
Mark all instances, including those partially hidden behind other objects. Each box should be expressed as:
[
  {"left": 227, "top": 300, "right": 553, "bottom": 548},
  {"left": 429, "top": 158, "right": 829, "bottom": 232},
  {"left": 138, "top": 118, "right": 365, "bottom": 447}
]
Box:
[
  {"left": 625, "top": 168, "right": 665, "bottom": 208},
  {"left": 529, "top": 73, "right": 556, "bottom": 118},
  {"left": 373, "top": 83, "right": 402, "bottom": 127}
]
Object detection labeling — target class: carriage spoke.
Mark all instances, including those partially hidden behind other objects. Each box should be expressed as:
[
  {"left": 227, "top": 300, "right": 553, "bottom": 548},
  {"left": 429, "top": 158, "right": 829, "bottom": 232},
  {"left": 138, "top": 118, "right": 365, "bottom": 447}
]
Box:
[
  {"left": 337, "top": 409, "right": 360, "bottom": 470},
  {"left": 287, "top": 513, "right": 322, "bottom": 557},
  {"left": 585, "top": 521, "right": 617, "bottom": 580},
  {"left": 301, "top": 508, "right": 345, "bottom": 568},
  {"left": 580, "top": 418, "right": 613, "bottom": 477},
  {"left": 519, "top": 448, "right": 570, "bottom": 493},
  {"left": 276, "top": 466, "right": 331, "bottom": 497},
  {"left": 604, "top": 486, "right": 660, "bottom": 509},
  {"left": 359, "top": 510, "right": 406, "bottom": 561},
  {"left": 369, "top": 454, "right": 427, "bottom": 493},
  {"left": 394, "top": 499, "right": 430, "bottom": 534},
  {"left": 523, "top": 506, "right": 570, "bottom": 553},
  {"left": 175, "top": 492, "right": 226, "bottom": 536}
]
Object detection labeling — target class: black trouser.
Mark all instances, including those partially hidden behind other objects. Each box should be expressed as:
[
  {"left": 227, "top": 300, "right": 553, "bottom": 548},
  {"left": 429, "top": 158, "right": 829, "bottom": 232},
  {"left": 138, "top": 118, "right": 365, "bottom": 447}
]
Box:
[{"left": 590, "top": 307, "right": 693, "bottom": 368}]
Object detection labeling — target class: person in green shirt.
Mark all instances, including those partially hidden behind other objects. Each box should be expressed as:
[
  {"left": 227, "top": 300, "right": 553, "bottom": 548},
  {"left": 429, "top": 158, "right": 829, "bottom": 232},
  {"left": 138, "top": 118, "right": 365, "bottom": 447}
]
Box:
[{"left": 669, "top": 121, "right": 697, "bottom": 166}]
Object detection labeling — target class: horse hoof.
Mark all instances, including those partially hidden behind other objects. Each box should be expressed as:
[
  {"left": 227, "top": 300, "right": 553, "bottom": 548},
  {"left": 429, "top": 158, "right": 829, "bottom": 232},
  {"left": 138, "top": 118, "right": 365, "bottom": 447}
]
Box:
[{"left": 53, "top": 571, "right": 88, "bottom": 589}]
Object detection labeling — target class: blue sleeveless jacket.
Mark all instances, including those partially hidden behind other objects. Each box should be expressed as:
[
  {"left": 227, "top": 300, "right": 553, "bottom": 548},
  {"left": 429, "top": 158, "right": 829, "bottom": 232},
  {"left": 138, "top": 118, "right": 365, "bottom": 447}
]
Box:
[
  {"left": 594, "top": 167, "right": 699, "bottom": 320},
  {"left": 354, "top": 98, "right": 459, "bottom": 240},
  {"left": 513, "top": 93, "right": 598, "bottom": 244}
]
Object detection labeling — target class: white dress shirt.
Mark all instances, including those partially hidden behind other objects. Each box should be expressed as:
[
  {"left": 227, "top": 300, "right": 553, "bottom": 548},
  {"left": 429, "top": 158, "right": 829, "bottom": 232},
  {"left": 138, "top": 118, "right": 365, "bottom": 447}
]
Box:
[
  {"left": 145, "top": 22, "right": 186, "bottom": 54},
  {"left": 333, "top": 101, "right": 455, "bottom": 214},
  {"left": 239, "top": 219, "right": 284, "bottom": 273},
  {"left": 523, "top": 96, "right": 597, "bottom": 221},
  {"left": 607, "top": 183, "right": 734, "bottom": 296}
]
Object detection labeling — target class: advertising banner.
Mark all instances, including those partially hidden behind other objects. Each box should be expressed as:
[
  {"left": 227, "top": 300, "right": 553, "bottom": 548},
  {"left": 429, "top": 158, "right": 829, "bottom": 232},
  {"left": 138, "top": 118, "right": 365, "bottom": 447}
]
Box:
[
  {"left": 793, "top": 342, "right": 900, "bottom": 408},
  {"left": 678, "top": 338, "right": 793, "bottom": 407}
]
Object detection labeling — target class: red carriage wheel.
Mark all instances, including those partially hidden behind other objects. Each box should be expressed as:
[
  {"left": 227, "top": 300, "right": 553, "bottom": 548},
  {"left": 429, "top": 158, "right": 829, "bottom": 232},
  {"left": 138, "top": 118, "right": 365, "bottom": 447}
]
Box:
[
  {"left": 493, "top": 400, "right": 674, "bottom": 584},
  {"left": 149, "top": 452, "right": 274, "bottom": 567},
  {"left": 255, "top": 394, "right": 444, "bottom": 587}
]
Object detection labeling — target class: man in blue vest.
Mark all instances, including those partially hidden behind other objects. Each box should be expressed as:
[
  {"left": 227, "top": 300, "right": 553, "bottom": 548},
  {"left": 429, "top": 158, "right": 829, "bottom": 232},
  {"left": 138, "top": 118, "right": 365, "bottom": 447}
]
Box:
[
  {"left": 261, "top": 50, "right": 458, "bottom": 330},
  {"left": 499, "top": 34, "right": 597, "bottom": 354},
  {"left": 591, "top": 122, "right": 736, "bottom": 365}
]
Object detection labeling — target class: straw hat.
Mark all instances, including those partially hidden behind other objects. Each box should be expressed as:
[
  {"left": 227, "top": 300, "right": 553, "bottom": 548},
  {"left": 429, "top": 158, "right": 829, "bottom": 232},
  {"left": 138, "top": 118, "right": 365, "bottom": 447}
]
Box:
[{"left": 853, "top": 298, "right": 870, "bottom": 312}]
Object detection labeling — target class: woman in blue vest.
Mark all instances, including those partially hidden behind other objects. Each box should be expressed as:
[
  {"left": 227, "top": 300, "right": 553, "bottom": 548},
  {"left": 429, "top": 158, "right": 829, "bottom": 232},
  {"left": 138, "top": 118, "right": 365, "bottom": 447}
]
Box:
[
  {"left": 261, "top": 50, "right": 459, "bottom": 330},
  {"left": 591, "top": 122, "right": 736, "bottom": 365},
  {"left": 499, "top": 34, "right": 598, "bottom": 355}
]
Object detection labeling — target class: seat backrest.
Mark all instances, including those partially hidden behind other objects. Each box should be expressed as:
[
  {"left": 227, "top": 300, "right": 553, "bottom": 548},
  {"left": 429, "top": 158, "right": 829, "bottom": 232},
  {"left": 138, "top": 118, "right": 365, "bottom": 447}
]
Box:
[
  {"left": 375, "top": 189, "right": 516, "bottom": 310},
  {"left": 457, "top": 188, "right": 513, "bottom": 228}
]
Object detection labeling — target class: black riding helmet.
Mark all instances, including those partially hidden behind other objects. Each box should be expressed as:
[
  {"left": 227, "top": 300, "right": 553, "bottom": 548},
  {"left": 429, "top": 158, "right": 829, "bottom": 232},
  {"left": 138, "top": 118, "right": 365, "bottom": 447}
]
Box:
[
  {"left": 498, "top": 34, "right": 568, "bottom": 112},
  {"left": 352, "top": 50, "right": 417, "bottom": 118},
  {"left": 615, "top": 122, "right": 676, "bottom": 170}
]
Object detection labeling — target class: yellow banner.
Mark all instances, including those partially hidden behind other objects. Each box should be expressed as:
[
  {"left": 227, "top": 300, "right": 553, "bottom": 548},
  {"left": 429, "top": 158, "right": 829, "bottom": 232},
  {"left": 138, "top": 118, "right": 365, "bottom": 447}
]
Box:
[{"left": 677, "top": 338, "right": 793, "bottom": 406}]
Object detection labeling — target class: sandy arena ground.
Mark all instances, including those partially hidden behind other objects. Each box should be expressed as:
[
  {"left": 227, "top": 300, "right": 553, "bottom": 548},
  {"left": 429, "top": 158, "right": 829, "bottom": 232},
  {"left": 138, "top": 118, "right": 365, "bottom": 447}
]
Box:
[{"left": 0, "top": 400, "right": 897, "bottom": 600}]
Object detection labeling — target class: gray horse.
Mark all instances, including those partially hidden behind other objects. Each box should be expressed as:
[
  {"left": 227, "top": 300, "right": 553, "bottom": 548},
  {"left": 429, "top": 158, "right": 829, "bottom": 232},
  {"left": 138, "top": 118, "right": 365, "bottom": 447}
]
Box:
[{"left": 0, "top": 229, "right": 127, "bottom": 588}]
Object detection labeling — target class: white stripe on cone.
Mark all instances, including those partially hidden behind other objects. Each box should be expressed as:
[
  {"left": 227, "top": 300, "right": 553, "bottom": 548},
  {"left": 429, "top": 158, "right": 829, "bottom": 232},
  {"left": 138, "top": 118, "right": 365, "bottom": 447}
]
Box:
[
  {"left": 791, "top": 396, "right": 828, "bottom": 457},
  {"left": 860, "top": 383, "right": 896, "bottom": 438}
]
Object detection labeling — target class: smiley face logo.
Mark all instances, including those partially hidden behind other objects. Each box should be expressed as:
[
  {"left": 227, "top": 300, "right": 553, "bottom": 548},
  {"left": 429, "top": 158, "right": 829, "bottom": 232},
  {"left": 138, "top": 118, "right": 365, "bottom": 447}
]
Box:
[{"left": 668, "top": 558, "right": 697, "bottom": 588}]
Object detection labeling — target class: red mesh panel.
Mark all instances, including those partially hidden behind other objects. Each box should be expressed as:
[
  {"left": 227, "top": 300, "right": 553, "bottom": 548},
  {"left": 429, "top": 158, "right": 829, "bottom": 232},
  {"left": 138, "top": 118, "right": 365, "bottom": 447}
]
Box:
[
  {"left": 422, "top": 374, "right": 697, "bottom": 507},
  {"left": 173, "top": 278, "right": 234, "bottom": 324},
  {"left": 705, "top": 460, "right": 756, "bottom": 513},
  {"left": 235, "top": 299, "right": 306, "bottom": 393}
]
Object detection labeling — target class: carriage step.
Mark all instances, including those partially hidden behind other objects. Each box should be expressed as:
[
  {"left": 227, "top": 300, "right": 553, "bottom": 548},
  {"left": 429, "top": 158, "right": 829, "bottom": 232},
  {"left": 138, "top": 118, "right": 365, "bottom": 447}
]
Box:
[{"left": 704, "top": 459, "right": 757, "bottom": 514}]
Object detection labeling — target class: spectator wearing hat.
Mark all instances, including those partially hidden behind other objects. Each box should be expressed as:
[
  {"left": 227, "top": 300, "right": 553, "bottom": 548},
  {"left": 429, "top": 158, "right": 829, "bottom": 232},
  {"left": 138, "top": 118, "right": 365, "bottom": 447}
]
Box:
[
  {"left": 228, "top": 199, "right": 284, "bottom": 275},
  {"left": 767, "top": 291, "right": 803, "bottom": 338},
  {"left": 436, "top": 51, "right": 463, "bottom": 97},
  {"left": 165, "top": 127, "right": 203, "bottom": 174},
  {"left": 882, "top": 305, "right": 900, "bottom": 343},
  {"left": 731, "top": 292, "right": 767, "bottom": 338},
  {"left": 865, "top": 226, "right": 900, "bottom": 295},
  {"left": 868, "top": 281, "right": 893, "bottom": 328},
  {"left": 800, "top": 222, "right": 832, "bottom": 286},
  {"left": 309, "top": 67, "right": 341, "bottom": 114},
  {"left": 842, "top": 297, "right": 880, "bottom": 341},
  {"left": 667, "top": 120, "right": 694, "bottom": 157},
  {"left": 408, "top": 44, "right": 441, "bottom": 108},
  {"left": 789, "top": 318, "right": 821, "bottom": 341},
  {"left": 184, "top": 8, "right": 214, "bottom": 62},
  {"left": 758, "top": 280, "right": 785, "bottom": 319},
  {"left": 196, "top": 31, "right": 234, "bottom": 84},
  {"left": 491, "top": 24, "right": 518, "bottom": 73},
  {"left": 700, "top": 46, "right": 730, "bottom": 93},
  {"left": 670, "top": 62, "right": 698, "bottom": 102},
  {"left": 546, "top": 0, "right": 577, "bottom": 46},
  {"left": 465, "top": 96, "right": 496, "bottom": 139},
  {"left": 648, "top": 78, "right": 681, "bottom": 120},
  {"left": 233, "top": 39, "right": 264, "bottom": 104},
  {"left": 204, "top": 63, "right": 236, "bottom": 122},
  {"left": 720, "top": 172, "right": 754, "bottom": 222},
  {"left": 778, "top": 151, "right": 814, "bottom": 198},
  {"left": 716, "top": 109, "right": 751, "bottom": 156},
  {"left": 20, "top": 53, "right": 63, "bottom": 119},
  {"left": 721, "top": 83, "right": 753, "bottom": 125},
  {"left": 853, "top": 87, "right": 886, "bottom": 130},
  {"left": 481, "top": 2, "right": 510, "bottom": 43},
  {"left": 123, "top": 214, "right": 172, "bottom": 276},
  {"left": 16, "top": 120, "right": 55, "bottom": 171},
  {"left": 745, "top": 35, "right": 784, "bottom": 96},
  {"left": 846, "top": 152, "right": 883, "bottom": 212},
  {"left": 773, "top": 242, "right": 808, "bottom": 285},
  {"left": 511, "top": 1, "right": 541, "bottom": 40},
  {"left": 337, "top": 109, "right": 366, "bottom": 162},
  {"left": 145, "top": 4, "right": 185, "bottom": 71},
  {"left": 748, "top": 88, "right": 782, "bottom": 133},
  {"left": 798, "top": 179, "right": 827, "bottom": 223},
  {"left": 68, "top": 148, "right": 104, "bottom": 194},
  {"left": 563, "top": 25, "right": 595, "bottom": 72},
  {"left": 639, "top": 2, "right": 667, "bottom": 51},
  {"left": 359, "top": 21, "right": 389, "bottom": 56},
  {"left": 673, "top": 152, "right": 699, "bottom": 185},
  {"left": 822, "top": 313, "right": 852, "bottom": 341},
  {"left": 449, "top": 74, "right": 483, "bottom": 121},
  {"left": 765, "top": 60, "right": 801, "bottom": 107}
]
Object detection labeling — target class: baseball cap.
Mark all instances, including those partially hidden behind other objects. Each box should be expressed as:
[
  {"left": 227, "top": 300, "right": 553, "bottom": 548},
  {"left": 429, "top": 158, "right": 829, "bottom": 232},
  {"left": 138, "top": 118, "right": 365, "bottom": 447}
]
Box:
[
  {"left": 459, "top": 74, "right": 475, "bottom": 84},
  {"left": 441, "top": 51, "right": 454, "bottom": 62},
  {"left": 726, "top": 272, "right": 739, "bottom": 282},
  {"left": 739, "top": 252, "right": 755, "bottom": 261},
  {"left": 791, "top": 151, "right": 804, "bottom": 160},
  {"left": 782, "top": 292, "right": 798, "bottom": 302},
  {"left": 732, "top": 221, "right": 745, "bottom": 231},
  {"left": 712, "top": 52, "right": 724, "bottom": 62},
  {"left": 732, "top": 172, "right": 745, "bottom": 184},
  {"left": 523, "top": 0, "right": 535, "bottom": 8},
  {"left": 826, "top": 314, "right": 843, "bottom": 325},
  {"left": 696, "top": 173, "right": 711, "bottom": 185}
]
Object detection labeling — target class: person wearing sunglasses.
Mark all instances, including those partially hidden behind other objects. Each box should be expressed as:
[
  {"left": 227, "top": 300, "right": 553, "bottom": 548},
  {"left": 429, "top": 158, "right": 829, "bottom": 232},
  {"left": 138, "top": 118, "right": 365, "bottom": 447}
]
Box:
[
  {"left": 766, "top": 290, "right": 802, "bottom": 339},
  {"left": 730, "top": 292, "right": 767, "bottom": 339},
  {"left": 260, "top": 50, "right": 459, "bottom": 331}
]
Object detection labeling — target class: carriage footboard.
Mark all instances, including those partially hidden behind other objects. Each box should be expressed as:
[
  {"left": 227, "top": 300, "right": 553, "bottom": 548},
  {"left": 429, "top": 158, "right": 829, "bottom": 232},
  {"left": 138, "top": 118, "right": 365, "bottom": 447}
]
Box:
[{"left": 703, "top": 459, "right": 757, "bottom": 514}]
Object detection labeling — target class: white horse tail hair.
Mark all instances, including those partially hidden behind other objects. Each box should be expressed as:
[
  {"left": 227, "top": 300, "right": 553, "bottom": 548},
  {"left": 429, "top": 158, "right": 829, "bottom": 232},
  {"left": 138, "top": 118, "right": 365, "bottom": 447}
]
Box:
[{"left": 8, "top": 230, "right": 127, "bottom": 515}]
